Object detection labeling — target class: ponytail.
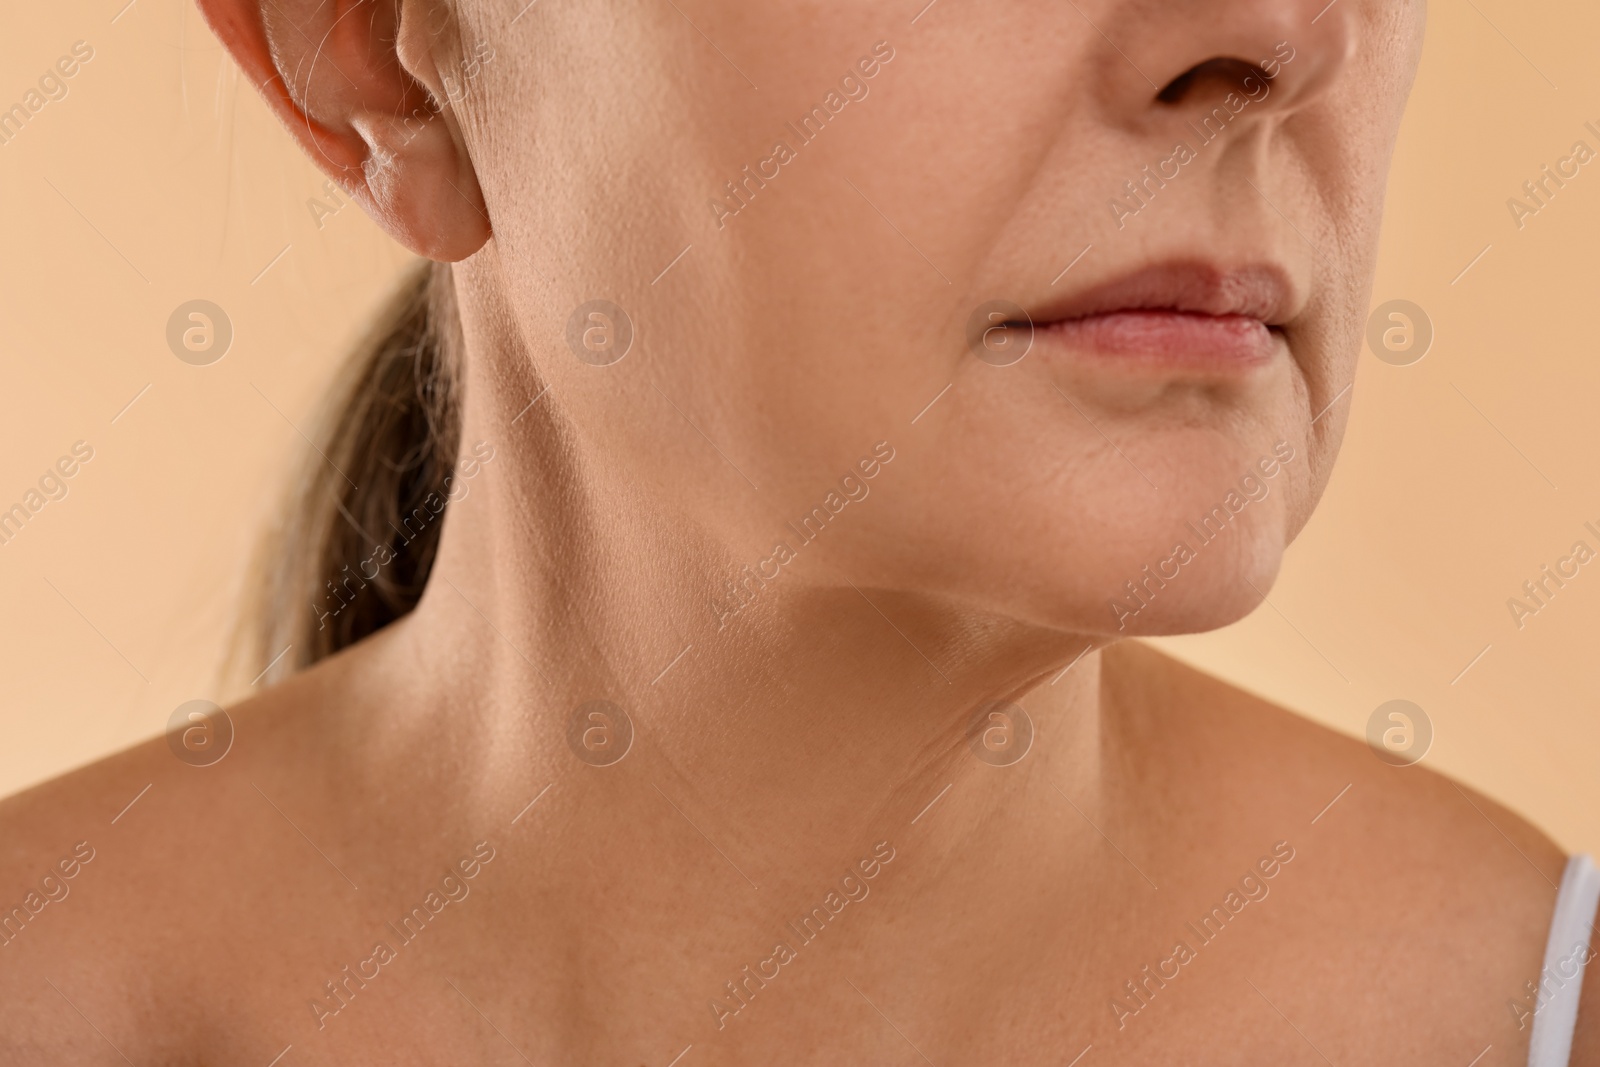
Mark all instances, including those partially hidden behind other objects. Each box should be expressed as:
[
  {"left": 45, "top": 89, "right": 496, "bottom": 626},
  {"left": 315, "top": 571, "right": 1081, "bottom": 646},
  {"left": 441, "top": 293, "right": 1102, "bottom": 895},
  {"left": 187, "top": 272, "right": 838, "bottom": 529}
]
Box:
[{"left": 244, "top": 259, "right": 462, "bottom": 686}]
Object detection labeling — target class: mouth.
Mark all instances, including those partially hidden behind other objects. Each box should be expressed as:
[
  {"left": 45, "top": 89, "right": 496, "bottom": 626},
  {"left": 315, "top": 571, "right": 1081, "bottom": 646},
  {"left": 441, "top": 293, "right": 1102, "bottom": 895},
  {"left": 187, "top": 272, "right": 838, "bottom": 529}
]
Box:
[{"left": 1009, "top": 261, "right": 1296, "bottom": 372}]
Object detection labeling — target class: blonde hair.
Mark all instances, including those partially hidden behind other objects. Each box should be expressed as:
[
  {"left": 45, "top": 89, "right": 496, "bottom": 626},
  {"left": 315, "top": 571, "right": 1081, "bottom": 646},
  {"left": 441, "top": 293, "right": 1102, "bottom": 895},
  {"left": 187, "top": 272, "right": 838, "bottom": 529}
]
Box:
[{"left": 244, "top": 260, "right": 462, "bottom": 686}]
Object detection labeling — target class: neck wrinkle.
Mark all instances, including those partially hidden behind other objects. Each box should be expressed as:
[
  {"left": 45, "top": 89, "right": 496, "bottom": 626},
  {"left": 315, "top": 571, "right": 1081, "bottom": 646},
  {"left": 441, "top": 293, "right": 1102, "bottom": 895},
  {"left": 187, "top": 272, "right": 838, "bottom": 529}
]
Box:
[{"left": 393, "top": 261, "right": 1112, "bottom": 876}]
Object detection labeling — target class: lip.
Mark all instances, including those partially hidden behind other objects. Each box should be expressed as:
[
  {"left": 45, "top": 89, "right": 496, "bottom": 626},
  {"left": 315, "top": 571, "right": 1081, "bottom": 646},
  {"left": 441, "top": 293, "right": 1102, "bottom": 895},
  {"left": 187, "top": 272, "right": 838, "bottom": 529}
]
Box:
[{"left": 1017, "top": 261, "right": 1296, "bottom": 371}]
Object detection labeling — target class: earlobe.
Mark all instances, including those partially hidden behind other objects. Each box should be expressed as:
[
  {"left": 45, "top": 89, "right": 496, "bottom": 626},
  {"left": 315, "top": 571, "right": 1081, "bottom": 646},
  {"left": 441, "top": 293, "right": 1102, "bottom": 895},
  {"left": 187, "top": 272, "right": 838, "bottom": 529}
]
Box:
[
  {"left": 354, "top": 94, "right": 492, "bottom": 262},
  {"left": 193, "top": 0, "right": 490, "bottom": 262},
  {"left": 385, "top": 0, "right": 492, "bottom": 261}
]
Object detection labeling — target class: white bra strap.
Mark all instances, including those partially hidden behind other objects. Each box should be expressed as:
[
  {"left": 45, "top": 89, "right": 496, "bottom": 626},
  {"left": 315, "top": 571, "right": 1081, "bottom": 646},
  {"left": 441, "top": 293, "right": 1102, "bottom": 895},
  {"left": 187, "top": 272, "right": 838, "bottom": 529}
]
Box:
[{"left": 1528, "top": 854, "right": 1600, "bottom": 1067}]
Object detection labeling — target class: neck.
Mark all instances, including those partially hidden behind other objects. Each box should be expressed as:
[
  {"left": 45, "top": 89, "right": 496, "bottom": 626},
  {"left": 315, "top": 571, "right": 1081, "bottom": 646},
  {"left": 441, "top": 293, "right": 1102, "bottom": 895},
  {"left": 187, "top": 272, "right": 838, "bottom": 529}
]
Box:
[{"left": 383, "top": 258, "right": 1112, "bottom": 872}]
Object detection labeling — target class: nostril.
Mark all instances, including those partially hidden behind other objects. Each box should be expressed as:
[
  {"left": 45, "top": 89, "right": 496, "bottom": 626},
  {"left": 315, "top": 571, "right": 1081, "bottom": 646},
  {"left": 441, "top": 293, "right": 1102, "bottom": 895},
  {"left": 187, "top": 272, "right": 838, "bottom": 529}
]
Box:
[{"left": 1156, "top": 57, "right": 1269, "bottom": 105}]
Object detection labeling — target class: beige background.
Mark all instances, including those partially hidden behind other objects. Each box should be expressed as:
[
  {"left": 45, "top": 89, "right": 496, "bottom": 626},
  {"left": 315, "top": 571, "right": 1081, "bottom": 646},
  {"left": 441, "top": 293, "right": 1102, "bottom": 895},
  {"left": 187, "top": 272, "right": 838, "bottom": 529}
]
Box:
[{"left": 3, "top": 3, "right": 1597, "bottom": 851}]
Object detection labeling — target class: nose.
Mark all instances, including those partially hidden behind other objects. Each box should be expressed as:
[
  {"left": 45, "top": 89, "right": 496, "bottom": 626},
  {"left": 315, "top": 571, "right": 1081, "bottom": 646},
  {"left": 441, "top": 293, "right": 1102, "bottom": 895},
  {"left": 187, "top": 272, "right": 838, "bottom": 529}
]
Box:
[{"left": 1080, "top": 0, "right": 1355, "bottom": 125}]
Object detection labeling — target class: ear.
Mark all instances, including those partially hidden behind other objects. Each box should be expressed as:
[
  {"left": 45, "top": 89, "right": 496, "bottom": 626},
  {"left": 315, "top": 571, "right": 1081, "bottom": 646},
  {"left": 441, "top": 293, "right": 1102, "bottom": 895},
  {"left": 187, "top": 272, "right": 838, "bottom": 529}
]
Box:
[{"left": 196, "top": 0, "right": 490, "bottom": 261}]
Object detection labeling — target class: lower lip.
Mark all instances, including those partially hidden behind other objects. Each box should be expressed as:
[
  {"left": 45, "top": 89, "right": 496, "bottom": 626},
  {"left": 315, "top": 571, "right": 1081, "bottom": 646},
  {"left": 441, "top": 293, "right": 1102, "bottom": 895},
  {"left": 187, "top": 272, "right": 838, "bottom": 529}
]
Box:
[{"left": 1034, "top": 310, "right": 1278, "bottom": 370}]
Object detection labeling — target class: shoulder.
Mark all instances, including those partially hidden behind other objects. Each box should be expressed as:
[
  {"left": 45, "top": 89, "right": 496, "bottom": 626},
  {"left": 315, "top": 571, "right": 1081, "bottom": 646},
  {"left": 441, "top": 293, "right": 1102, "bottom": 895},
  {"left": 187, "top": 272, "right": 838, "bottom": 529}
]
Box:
[
  {"left": 0, "top": 645, "right": 377, "bottom": 1063},
  {"left": 0, "top": 725, "right": 194, "bottom": 1061},
  {"left": 1105, "top": 640, "right": 1567, "bottom": 1060},
  {"left": 1105, "top": 639, "right": 1564, "bottom": 884}
]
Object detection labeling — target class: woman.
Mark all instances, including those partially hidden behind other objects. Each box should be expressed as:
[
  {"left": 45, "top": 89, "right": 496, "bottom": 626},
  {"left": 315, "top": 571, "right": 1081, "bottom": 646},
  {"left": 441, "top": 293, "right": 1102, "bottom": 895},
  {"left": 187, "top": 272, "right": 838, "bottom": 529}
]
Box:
[{"left": 1, "top": 0, "right": 1593, "bottom": 1063}]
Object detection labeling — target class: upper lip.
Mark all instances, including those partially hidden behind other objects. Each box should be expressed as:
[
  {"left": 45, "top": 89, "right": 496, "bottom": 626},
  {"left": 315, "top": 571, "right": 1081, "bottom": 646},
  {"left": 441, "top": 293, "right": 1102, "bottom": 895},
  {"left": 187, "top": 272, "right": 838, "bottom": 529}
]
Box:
[{"left": 1024, "top": 260, "right": 1298, "bottom": 327}]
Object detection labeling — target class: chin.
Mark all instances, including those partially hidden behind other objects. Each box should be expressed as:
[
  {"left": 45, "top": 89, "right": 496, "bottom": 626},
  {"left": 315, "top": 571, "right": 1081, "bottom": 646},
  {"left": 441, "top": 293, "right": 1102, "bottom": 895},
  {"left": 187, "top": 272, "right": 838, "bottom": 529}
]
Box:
[
  {"left": 1084, "top": 518, "right": 1289, "bottom": 639},
  {"left": 970, "top": 492, "right": 1293, "bottom": 641},
  {"left": 1104, "top": 564, "right": 1283, "bottom": 639}
]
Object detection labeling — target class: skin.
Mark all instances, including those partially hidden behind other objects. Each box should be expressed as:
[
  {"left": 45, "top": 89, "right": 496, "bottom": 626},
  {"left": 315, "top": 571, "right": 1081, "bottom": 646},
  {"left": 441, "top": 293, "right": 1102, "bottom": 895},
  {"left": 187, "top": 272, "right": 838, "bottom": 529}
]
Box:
[{"left": 1, "top": 0, "right": 1594, "bottom": 1063}]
